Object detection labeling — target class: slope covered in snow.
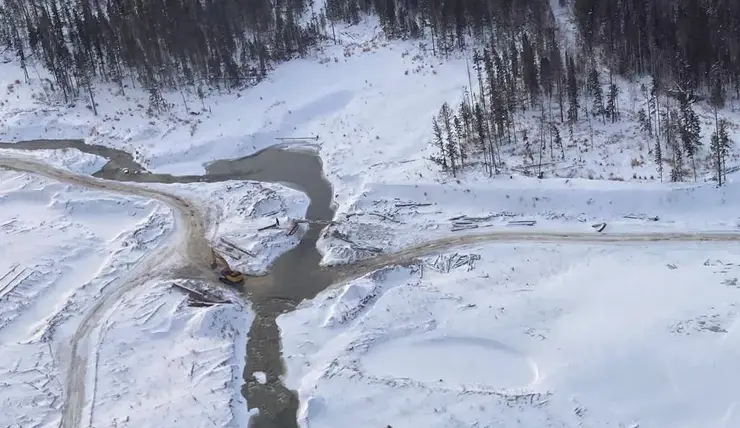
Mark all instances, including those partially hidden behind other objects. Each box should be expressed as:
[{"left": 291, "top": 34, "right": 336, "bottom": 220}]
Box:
[
  {"left": 279, "top": 242, "right": 740, "bottom": 428},
  {"left": 4, "top": 17, "right": 738, "bottom": 219}
]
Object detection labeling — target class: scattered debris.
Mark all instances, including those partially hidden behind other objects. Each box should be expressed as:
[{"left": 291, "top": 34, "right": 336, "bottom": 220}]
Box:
[
  {"left": 722, "top": 278, "right": 738, "bottom": 287},
  {"left": 172, "top": 282, "right": 231, "bottom": 307},
  {"left": 425, "top": 253, "right": 481, "bottom": 273},
  {"left": 395, "top": 202, "right": 432, "bottom": 208},
  {"left": 592, "top": 222, "right": 607, "bottom": 232},
  {"left": 449, "top": 212, "right": 522, "bottom": 231},
  {"left": 220, "top": 237, "right": 255, "bottom": 258},
  {"left": 672, "top": 314, "right": 727, "bottom": 334},
  {"left": 624, "top": 214, "right": 660, "bottom": 222},
  {"left": 328, "top": 229, "right": 382, "bottom": 253},
  {"left": 368, "top": 212, "right": 400, "bottom": 223},
  {"left": 703, "top": 259, "right": 732, "bottom": 267}
]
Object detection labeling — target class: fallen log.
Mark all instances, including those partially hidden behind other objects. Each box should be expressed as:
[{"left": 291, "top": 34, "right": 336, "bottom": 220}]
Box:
[
  {"left": 592, "top": 222, "right": 607, "bottom": 232},
  {"left": 352, "top": 245, "right": 383, "bottom": 253},
  {"left": 220, "top": 237, "right": 255, "bottom": 257},
  {"left": 0, "top": 267, "right": 28, "bottom": 299},
  {"left": 395, "top": 202, "right": 432, "bottom": 208},
  {"left": 508, "top": 220, "right": 537, "bottom": 226},
  {"left": 623, "top": 214, "right": 659, "bottom": 222},
  {"left": 369, "top": 212, "right": 399, "bottom": 223},
  {"left": 0, "top": 264, "right": 19, "bottom": 285},
  {"left": 172, "top": 283, "right": 230, "bottom": 305},
  {"left": 451, "top": 224, "right": 479, "bottom": 232},
  {"left": 288, "top": 222, "right": 300, "bottom": 236}
]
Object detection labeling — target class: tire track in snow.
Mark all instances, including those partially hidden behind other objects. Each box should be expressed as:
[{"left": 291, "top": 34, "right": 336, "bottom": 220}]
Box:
[{"left": 0, "top": 156, "right": 215, "bottom": 428}]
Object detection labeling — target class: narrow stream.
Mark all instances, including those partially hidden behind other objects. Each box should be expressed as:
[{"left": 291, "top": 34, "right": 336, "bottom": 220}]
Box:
[{"left": 0, "top": 140, "right": 339, "bottom": 427}]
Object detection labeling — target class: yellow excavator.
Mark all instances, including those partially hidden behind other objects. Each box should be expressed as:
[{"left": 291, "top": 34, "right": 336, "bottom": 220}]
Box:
[{"left": 211, "top": 249, "right": 245, "bottom": 286}]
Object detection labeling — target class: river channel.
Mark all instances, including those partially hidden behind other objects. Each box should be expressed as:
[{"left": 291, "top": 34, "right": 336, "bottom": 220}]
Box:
[{"left": 0, "top": 139, "right": 339, "bottom": 428}]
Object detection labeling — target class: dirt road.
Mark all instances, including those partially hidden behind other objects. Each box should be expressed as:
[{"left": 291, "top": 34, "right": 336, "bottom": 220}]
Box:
[
  {"left": 0, "top": 156, "right": 215, "bottom": 428},
  {"left": 3, "top": 154, "right": 740, "bottom": 427}
]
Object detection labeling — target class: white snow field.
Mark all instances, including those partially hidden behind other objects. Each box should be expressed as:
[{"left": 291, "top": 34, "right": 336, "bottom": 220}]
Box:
[
  {"left": 0, "top": 149, "right": 309, "bottom": 428},
  {"left": 279, "top": 243, "right": 740, "bottom": 428}
]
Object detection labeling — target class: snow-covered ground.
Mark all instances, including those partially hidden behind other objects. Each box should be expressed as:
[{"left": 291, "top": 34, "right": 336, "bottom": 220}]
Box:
[
  {"left": 318, "top": 175, "right": 740, "bottom": 265},
  {"left": 0, "top": 149, "right": 309, "bottom": 428},
  {"left": 4, "top": 9, "right": 740, "bottom": 428},
  {"left": 279, "top": 242, "right": 740, "bottom": 428},
  {"left": 0, "top": 165, "right": 177, "bottom": 428},
  {"left": 155, "top": 180, "right": 309, "bottom": 276}
]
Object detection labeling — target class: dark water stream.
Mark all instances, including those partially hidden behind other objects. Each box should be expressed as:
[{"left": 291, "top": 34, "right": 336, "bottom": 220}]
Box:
[{"left": 0, "top": 139, "right": 339, "bottom": 428}]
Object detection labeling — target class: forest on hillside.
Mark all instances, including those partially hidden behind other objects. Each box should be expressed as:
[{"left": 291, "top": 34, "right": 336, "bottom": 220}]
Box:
[
  {"left": 325, "top": 0, "right": 738, "bottom": 183},
  {"left": 0, "top": 0, "right": 738, "bottom": 182},
  {"left": 0, "top": 0, "right": 328, "bottom": 106}
]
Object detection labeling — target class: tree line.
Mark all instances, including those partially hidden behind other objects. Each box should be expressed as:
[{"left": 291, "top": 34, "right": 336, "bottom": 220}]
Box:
[
  {"left": 0, "top": 0, "right": 736, "bottom": 183},
  {"left": 0, "top": 0, "right": 328, "bottom": 109}
]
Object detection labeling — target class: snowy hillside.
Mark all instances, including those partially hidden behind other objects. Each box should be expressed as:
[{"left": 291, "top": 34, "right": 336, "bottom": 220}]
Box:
[{"left": 4, "top": 19, "right": 739, "bottom": 215}]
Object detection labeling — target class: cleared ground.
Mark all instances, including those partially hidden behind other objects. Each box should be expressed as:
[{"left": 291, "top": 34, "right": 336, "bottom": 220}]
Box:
[{"left": 279, "top": 243, "right": 740, "bottom": 428}]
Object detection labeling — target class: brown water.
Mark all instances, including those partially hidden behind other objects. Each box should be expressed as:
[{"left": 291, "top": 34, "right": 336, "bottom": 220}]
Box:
[{"left": 0, "top": 139, "right": 338, "bottom": 428}]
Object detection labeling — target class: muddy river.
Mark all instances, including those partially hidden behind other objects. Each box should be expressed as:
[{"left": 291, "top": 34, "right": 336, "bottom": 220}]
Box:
[{"left": 0, "top": 139, "right": 339, "bottom": 428}]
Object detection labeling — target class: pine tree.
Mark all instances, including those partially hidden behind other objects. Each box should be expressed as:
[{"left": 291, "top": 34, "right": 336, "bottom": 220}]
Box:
[
  {"left": 719, "top": 119, "right": 732, "bottom": 184},
  {"left": 587, "top": 68, "right": 604, "bottom": 122},
  {"left": 430, "top": 117, "right": 448, "bottom": 170},
  {"left": 566, "top": 56, "right": 579, "bottom": 131},
  {"left": 606, "top": 83, "right": 620, "bottom": 122},
  {"left": 521, "top": 33, "right": 540, "bottom": 106},
  {"left": 655, "top": 136, "right": 664, "bottom": 182},
  {"left": 552, "top": 124, "right": 565, "bottom": 160},
  {"left": 474, "top": 102, "right": 492, "bottom": 175},
  {"left": 440, "top": 102, "right": 458, "bottom": 177},
  {"left": 638, "top": 109, "right": 650, "bottom": 134},
  {"left": 454, "top": 115, "right": 467, "bottom": 168},
  {"left": 664, "top": 108, "right": 684, "bottom": 182},
  {"left": 678, "top": 94, "right": 701, "bottom": 181},
  {"left": 711, "top": 124, "right": 723, "bottom": 185},
  {"left": 522, "top": 129, "right": 534, "bottom": 168}
]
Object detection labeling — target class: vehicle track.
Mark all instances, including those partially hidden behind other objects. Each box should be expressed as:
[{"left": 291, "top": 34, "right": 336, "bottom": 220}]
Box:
[
  {"left": 3, "top": 155, "right": 740, "bottom": 427},
  {"left": 0, "top": 156, "right": 216, "bottom": 428}
]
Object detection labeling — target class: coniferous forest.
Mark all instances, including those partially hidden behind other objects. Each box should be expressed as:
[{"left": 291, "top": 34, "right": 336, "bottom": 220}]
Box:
[{"left": 1, "top": 0, "right": 738, "bottom": 183}]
